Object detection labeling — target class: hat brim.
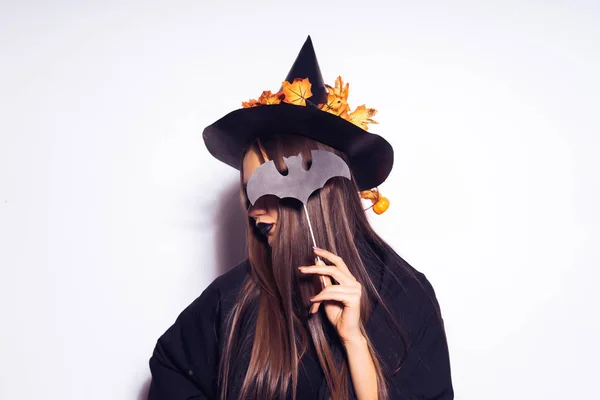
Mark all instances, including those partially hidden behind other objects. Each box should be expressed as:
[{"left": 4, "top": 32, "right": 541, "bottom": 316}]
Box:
[{"left": 202, "top": 103, "right": 393, "bottom": 191}]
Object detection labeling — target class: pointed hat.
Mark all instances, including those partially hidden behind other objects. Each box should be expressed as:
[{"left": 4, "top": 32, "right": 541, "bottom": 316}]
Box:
[{"left": 202, "top": 35, "right": 393, "bottom": 191}]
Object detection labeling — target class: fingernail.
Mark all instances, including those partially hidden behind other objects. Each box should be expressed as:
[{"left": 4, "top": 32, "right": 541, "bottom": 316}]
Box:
[{"left": 313, "top": 246, "right": 321, "bottom": 250}]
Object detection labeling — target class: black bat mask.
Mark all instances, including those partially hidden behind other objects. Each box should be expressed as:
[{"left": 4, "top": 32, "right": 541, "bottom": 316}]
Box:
[{"left": 246, "top": 149, "right": 351, "bottom": 206}]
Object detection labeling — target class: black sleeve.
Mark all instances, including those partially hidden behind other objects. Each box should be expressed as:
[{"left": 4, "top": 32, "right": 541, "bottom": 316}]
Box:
[
  {"left": 147, "top": 283, "right": 222, "bottom": 400},
  {"left": 388, "top": 273, "right": 454, "bottom": 399}
]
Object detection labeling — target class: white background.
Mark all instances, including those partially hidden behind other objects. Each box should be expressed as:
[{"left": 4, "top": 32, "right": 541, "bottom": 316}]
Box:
[{"left": 1, "top": 1, "right": 599, "bottom": 399}]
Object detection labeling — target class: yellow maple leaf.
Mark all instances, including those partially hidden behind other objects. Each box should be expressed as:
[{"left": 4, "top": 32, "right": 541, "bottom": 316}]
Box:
[
  {"left": 257, "top": 90, "right": 284, "bottom": 105},
  {"left": 318, "top": 76, "right": 350, "bottom": 116},
  {"left": 328, "top": 76, "right": 349, "bottom": 100},
  {"left": 347, "top": 105, "right": 378, "bottom": 130},
  {"left": 318, "top": 93, "right": 349, "bottom": 116},
  {"left": 282, "top": 77, "right": 313, "bottom": 106}
]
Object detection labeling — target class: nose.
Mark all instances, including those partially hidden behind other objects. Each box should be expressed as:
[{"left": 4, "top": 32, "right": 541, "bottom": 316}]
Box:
[{"left": 247, "top": 198, "right": 267, "bottom": 218}]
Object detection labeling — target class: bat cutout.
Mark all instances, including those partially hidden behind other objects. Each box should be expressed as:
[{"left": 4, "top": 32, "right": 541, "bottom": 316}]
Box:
[
  {"left": 246, "top": 149, "right": 351, "bottom": 300},
  {"left": 246, "top": 149, "right": 351, "bottom": 206}
]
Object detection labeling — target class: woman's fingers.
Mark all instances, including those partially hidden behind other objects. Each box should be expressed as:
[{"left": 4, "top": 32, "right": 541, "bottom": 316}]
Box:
[
  {"left": 313, "top": 247, "right": 353, "bottom": 276},
  {"left": 315, "top": 257, "right": 331, "bottom": 284},
  {"left": 309, "top": 302, "right": 319, "bottom": 314},
  {"left": 300, "top": 247, "right": 359, "bottom": 315},
  {"left": 298, "top": 265, "right": 355, "bottom": 285},
  {"left": 312, "top": 284, "right": 361, "bottom": 296},
  {"left": 309, "top": 258, "right": 330, "bottom": 314},
  {"left": 308, "top": 284, "right": 361, "bottom": 314},
  {"left": 310, "top": 285, "right": 361, "bottom": 305}
]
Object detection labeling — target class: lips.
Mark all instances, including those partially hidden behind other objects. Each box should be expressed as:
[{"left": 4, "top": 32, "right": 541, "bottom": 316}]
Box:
[{"left": 256, "top": 222, "right": 274, "bottom": 237}]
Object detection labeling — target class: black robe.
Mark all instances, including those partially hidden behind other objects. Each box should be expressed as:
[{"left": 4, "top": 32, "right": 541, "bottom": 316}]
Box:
[{"left": 147, "top": 251, "right": 454, "bottom": 399}]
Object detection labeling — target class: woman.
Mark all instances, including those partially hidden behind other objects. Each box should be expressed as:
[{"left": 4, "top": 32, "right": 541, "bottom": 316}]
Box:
[{"left": 148, "top": 36, "right": 453, "bottom": 400}]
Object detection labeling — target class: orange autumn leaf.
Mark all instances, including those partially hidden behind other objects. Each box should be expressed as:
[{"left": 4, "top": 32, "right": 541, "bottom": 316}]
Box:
[
  {"left": 360, "top": 188, "right": 379, "bottom": 202},
  {"left": 327, "top": 76, "right": 349, "bottom": 100},
  {"left": 318, "top": 92, "right": 349, "bottom": 116},
  {"left": 257, "top": 90, "right": 284, "bottom": 105},
  {"left": 242, "top": 99, "right": 259, "bottom": 108},
  {"left": 318, "top": 76, "right": 350, "bottom": 116},
  {"left": 347, "top": 105, "right": 378, "bottom": 130},
  {"left": 282, "top": 77, "right": 313, "bottom": 106}
]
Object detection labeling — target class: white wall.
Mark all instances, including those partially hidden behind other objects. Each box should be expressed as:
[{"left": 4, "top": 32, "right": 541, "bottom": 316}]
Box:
[{"left": 1, "top": 1, "right": 598, "bottom": 399}]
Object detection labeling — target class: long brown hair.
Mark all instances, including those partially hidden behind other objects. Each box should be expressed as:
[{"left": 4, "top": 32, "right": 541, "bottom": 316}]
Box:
[{"left": 218, "top": 133, "right": 416, "bottom": 400}]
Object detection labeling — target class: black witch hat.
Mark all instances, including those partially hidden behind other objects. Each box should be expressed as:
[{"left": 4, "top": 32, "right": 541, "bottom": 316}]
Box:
[{"left": 202, "top": 36, "right": 394, "bottom": 191}]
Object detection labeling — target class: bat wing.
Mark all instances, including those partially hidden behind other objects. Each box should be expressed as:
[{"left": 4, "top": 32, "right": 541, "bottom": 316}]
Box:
[
  {"left": 295, "top": 150, "right": 351, "bottom": 204},
  {"left": 246, "top": 158, "right": 289, "bottom": 206},
  {"left": 246, "top": 150, "right": 351, "bottom": 205}
]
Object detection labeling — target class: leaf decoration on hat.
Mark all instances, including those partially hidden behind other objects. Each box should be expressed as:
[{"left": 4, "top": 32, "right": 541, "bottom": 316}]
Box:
[
  {"left": 329, "top": 76, "right": 350, "bottom": 99},
  {"left": 347, "top": 105, "right": 378, "bottom": 131},
  {"left": 359, "top": 188, "right": 379, "bottom": 201},
  {"left": 242, "top": 99, "right": 259, "bottom": 108},
  {"left": 281, "top": 77, "right": 313, "bottom": 106},
  {"left": 258, "top": 90, "right": 285, "bottom": 105},
  {"left": 239, "top": 75, "right": 378, "bottom": 131},
  {"left": 318, "top": 76, "right": 350, "bottom": 117},
  {"left": 242, "top": 90, "right": 284, "bottom": 108},
  {"left": 360, "top": 187, "right": 390, "bottom": 214}
]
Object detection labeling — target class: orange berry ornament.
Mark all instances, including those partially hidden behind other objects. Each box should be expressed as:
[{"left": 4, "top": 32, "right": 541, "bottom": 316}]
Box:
[
  {"left": 373, "top": 196, "right": 390, "bottom": 214},
  {"left": 359, "top": 188, "right": 390, "bottom": 214}
]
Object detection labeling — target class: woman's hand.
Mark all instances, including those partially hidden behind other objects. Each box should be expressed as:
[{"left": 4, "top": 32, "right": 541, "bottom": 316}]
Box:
[{"left": 298, "top": 246, "right": 363, "bottom": 343}]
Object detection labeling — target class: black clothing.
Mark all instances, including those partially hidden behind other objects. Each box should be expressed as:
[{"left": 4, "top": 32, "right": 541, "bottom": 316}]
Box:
[{"left": 148, "top": 253, "right": 453, "bottom": 399}]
